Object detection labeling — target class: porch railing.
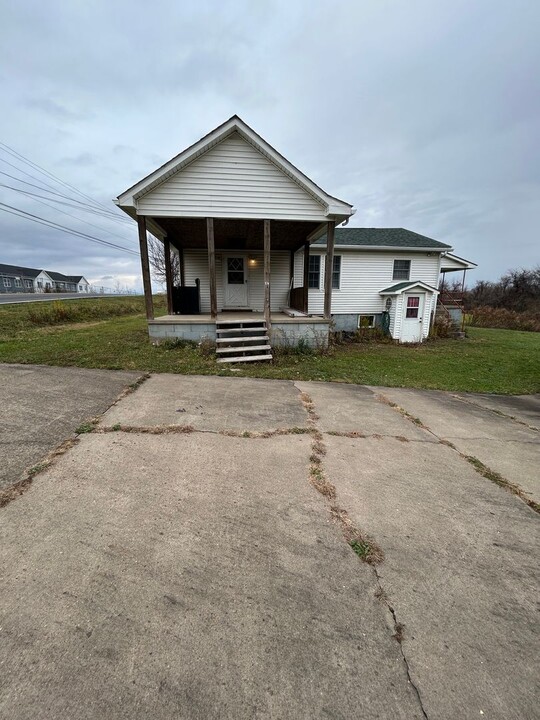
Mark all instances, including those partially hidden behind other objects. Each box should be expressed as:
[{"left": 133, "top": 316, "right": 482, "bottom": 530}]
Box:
[{"left": 290, "top": 286, "right": 307, "bottom": 313}]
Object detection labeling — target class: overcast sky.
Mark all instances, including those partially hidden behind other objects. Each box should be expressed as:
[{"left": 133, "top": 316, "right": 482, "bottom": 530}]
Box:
[{"left": 0, "top": 0, "right": 538, "bottom": 289}]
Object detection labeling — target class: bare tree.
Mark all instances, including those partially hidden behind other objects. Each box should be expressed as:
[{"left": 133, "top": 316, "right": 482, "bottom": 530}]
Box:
[{"left": 148, "top": 235, "right": 181, "bottom": 286}]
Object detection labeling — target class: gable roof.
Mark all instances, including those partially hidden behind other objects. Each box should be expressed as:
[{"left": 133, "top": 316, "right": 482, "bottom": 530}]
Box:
[
  {"left": 46, "top": 271, "right": 70, "bottom": 282},
  {"left": 314, "top": 227, "right": 452, "bottom": 250},
  {"left": 115, "top": 115, "right": 354, "bottom": 222},
  {"left": 0, "top": 263, "right": 44, "bottom": 279},
  {"left": 379, "top": 280, "right": 439, "bottom": 295}
]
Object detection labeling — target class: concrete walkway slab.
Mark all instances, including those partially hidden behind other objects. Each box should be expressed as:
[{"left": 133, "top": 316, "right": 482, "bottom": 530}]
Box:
[
  {"left": 457, "top": 392, "right": 540, "bottom": 429},
  {"left": 295, "top": 381, "right": 436, "bottom": 441},
  {"left": 0, "top": 432, "right": 423, "bottom": 720},
  {"left": 100, "top": 374, "right": 308, "bottom": 432},
  {"left": 0, "top": 364, "right": 140, "bottom": 489},
  {"left": 324, "top": 434, "right": 540, "bottom": 720},
  {"left": 371, "top": 386, "right": 540, "bottom": 504},
  {"left": 371, "top": 386, "right": 538, "bottom": 442}
]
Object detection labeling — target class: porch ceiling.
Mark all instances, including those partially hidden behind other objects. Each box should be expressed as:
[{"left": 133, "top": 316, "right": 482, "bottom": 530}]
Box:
[{"left": 151, "top": 217, "right": 322, "bottom": 251}]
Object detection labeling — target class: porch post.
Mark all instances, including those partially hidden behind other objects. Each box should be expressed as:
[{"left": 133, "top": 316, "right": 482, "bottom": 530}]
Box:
[
  {"left": 164, "top": 237, "right": 173, "bottom": 315},
  {"left": 206, "top": 218, "right": 217, "bottom": 318},
  {"left": 323, "top": 220, "right": 335, "bottom": 319},
  {"left": 264, "top": 219, "right": 271, "bottom": 331},
  {"left": 137, "top": 215, "right": 154, "bottom": 320},
  {"left": 303, "top": 240, "right": 310, "bottom": 313}
]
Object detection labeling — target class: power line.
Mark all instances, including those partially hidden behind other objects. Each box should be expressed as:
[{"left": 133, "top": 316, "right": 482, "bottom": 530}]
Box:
[
  {"left": 0, "top": 140, "right": 123, "bottom": 217},
  {"left": 0, "top": 201, "right": 140, "bottom": 256},
  {"left": 0, "top": 165, "right": 131, "bottom": 224},
  {"left": 0, "top": 183, "right": 138, "bottom": 244}
]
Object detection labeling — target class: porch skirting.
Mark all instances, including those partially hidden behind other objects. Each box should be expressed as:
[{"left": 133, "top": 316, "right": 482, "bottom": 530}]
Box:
[{"left": 148, "top": 313, "right": 330, "bottom": 348}]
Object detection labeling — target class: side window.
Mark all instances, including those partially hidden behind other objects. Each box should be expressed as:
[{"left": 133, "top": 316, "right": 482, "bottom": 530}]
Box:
[
  {"left": 308, "top": 255, "right": 321, "bottom": 288},
  {"left": 3, "top": 277, "right": 11, "bottom": 287},
  {"left": 393, "top": 259, "right": 411, "bottom": 280},
  {"left": 332, "top": 256, "right": 341, "bottom": 289}
]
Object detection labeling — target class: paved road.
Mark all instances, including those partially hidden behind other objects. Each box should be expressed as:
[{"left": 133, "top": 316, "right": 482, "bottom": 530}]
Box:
[
  {"left": 0, "top": 370, "right": 538, "bottom": 719},
  {"left": 0, "top": 293, "right": 139, "bottom": 304}
]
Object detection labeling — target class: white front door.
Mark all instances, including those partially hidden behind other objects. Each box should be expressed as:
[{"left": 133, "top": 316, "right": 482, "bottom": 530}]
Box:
[
  {"left": 224, "top": 255, "right": 248, "bottom": 308},
  {"left": 401, "top": 294, "right": 425, "bottom": 342}
]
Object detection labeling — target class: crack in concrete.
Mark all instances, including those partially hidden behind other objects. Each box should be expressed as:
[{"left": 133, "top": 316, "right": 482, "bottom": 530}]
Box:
[
  {"left": 450, "top": 394, "right": 539, "bottom": 432},
  {"left": 373, "top": 567, "right": 429, "bottom": 720},
  {"left": 376, "top": 391, "right": 539, "bottom": 515},
  {"left": 293, "top": 383, "right": 428, "bottom": 717},
  {"left": 1, "top": 374, "right": 150, "bottom": 510}
]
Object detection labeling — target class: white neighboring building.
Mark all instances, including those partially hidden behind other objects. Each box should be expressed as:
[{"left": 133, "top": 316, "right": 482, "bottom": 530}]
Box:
[{"left": 0, "top": 264, "right": 90, "bottom": 294}]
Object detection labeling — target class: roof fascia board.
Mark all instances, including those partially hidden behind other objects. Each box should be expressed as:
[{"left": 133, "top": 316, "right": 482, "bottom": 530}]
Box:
[{"left": 441, "top": 252, "right": 477, "bottom": 269}]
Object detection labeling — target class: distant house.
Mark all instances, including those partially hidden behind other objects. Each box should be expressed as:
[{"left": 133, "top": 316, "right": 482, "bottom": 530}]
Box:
[
  {"left": 0, "top": 263, "right": 90, "bottom": 294},
  {"left": 46, "top": 272, "right": 90, "bottom": 293},
  {"left": 0, "top": 264, "right": 54, "bottom": 294}
]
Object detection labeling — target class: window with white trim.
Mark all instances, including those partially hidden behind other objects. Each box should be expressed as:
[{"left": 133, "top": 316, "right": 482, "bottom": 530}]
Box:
[
  {"left": 24, "top": 279, "right": 32, "bottom": 288},
  {"left": 393, "top": 259, "right": 411, "bottom": 280},
  {"left": 3, "top": 277, "right": 11, "bottom": 287},
  {"left": 308, "top": 255, "right": 321, "bottom": 288},
  {"left": 332, "top": 255, "right": 341, "bottom": 289},
  {"left": 14, "top": 278, "right": 22, "bottom": 287},
  {"left": 358, "top": 315, "right": 375, "bottom": 329}
]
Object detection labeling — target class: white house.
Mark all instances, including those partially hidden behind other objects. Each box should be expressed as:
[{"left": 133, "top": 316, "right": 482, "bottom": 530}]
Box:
[
  {"left": 0, "top": 264, "right": 54, "bottom": 293},
  {"left": 115, "top": 116, "right": 475, "bottom": 360}
]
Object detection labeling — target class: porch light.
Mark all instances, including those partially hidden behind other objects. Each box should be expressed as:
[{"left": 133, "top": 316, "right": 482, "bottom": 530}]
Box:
[{"left": 248, "top": 258, "right": 257, "bottom": 266}]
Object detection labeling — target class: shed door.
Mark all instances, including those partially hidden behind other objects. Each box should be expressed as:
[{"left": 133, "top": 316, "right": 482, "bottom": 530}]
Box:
[
  {"left": 224, "top": 256, "right": 248, "bottom": 308},
  {"left": 401, "top": 294, "right": 425, "bottom": 343}
]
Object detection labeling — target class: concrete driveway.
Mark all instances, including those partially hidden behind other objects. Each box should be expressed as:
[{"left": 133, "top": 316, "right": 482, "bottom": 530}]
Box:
[
  {"left": 0, "top": 364, "right": 141, "bottom": 490},
  {"left": 0, "top": 370, "right": 538, "bottom": 719}
]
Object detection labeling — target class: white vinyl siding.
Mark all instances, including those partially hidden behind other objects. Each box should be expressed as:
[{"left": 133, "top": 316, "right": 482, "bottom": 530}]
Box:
[
  {"left": 183, "top": 249, "right": 291, "bottom": 313},
  {"left": 137, "top": 132, "right": 328, "bottom": 221},
  {"left": 294, "top": 249, "right": 440, "bottom": 316}
]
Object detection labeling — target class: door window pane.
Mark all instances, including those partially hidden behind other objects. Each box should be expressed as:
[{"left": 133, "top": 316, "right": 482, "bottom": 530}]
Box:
[
  {"left": 406, "top": 296, "right": 420, "bottom": 318},
  {"left": 227, "top": 258, "right": 244, "bottom": 284}
]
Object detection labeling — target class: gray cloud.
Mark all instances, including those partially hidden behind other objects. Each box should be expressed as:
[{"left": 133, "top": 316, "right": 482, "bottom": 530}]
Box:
[{"left": 0, "top": 0, "right": 538, "bottom": 286}]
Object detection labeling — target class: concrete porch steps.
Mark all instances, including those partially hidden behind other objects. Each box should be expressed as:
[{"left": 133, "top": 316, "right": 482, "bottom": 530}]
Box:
[{"left": 215, "top": 319, "right": 272, "bottom": 364}]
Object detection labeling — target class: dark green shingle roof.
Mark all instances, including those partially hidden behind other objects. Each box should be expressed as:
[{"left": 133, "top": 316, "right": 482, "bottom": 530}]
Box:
[
  {"left": 379, "top": 280, "right": 438, "bottom": 294},
  {"left": 314, "top": 227, "right": 451, "bottom": 249}
]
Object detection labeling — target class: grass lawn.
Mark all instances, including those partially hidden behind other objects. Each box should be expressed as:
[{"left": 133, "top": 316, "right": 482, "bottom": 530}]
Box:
[{"left": 0, "top": 298, "right": 538, "bottom": 393}]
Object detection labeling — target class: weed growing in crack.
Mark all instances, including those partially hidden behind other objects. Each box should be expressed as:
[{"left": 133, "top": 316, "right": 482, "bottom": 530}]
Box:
[
  {"left": 76, "top": 422, "right": 95, "bottom": 434},
  {"left": 331, "top": 505, "right": 384, "bottom": 565},
  {"left": 350, "top": 539, "right": 372, "bottom": 559},
  {"left": 309, "top": 464, "right": 337, "bottom": 500},
  {"left": 464, "top": 455, "right": 540, "bottom": 514}
]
